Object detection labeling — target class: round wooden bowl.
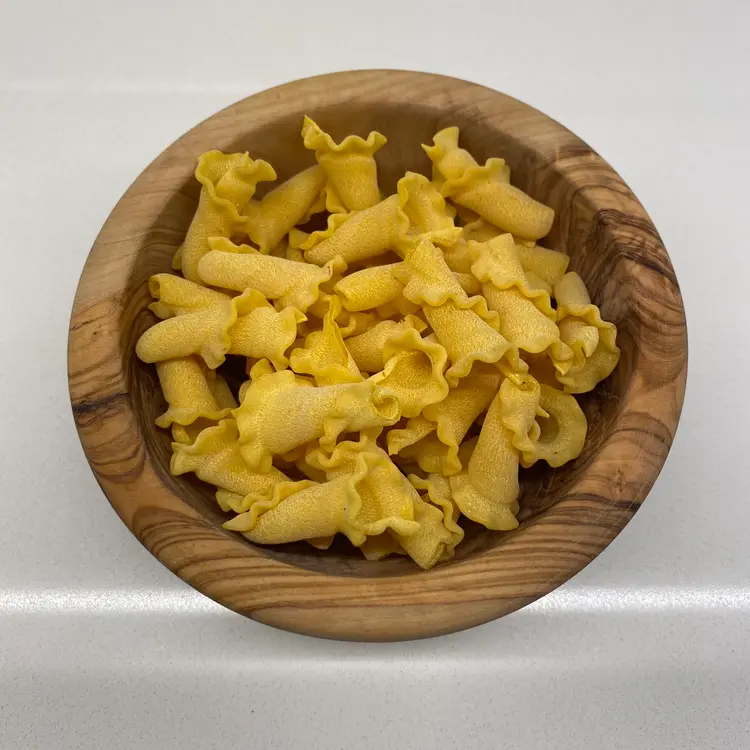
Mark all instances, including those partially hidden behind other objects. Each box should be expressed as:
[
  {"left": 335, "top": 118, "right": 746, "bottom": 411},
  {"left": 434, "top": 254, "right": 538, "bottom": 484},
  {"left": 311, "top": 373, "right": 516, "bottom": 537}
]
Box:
[{"left": 68, "top": 70, "right": 687, "bottom": 641}]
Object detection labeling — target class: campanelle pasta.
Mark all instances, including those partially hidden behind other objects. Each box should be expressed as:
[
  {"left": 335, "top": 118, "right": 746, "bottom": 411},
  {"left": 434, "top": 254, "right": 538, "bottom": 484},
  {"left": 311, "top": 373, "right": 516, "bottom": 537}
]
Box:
[{"left": 134, "top": 117, "right": 620, "bottom": 568}]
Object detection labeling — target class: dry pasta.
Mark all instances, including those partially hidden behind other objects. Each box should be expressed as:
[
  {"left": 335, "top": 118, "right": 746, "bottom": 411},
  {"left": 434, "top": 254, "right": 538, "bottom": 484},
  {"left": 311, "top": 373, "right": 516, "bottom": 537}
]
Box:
[{"left": 134, "top": 117, "right": 619, "bottom": 568}]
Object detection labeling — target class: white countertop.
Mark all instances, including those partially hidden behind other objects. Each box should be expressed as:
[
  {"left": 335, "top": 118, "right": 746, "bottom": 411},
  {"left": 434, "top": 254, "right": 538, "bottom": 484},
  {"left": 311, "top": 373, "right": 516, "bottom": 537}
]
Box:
[{"left": 2, "top": 1, "right": 749, "bottom": 747}]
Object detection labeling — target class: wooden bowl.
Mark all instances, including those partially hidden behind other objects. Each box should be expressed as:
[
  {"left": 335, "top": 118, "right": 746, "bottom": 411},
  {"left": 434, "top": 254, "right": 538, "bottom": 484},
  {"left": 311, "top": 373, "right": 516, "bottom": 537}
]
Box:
[{"left": 68, "top": 70, "right": 687, "bottom": 641}]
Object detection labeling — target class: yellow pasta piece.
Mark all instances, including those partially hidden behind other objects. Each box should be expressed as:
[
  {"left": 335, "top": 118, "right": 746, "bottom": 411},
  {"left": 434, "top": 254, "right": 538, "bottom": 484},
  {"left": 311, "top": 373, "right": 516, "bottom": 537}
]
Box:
[
  {"left": 394, "top": 495, "right": 456, "bottom": 569},
  {"left": 171, "top": 419, "right": 289, "bottom": 499},
  {"left": 408, "top": 473, "right": 464, "bottom": 558},
  {"left": 303, "top": 195, "right": 399, "bottom": 266},
  {"left": 521, "top": 384, "right": 588, "bottom": 468},
  {"left": 496, "top": 376, "right": 547, "bottom": 454},
  {"left": 136, "top": 286, "right": 256, "bottom": 369},
  {"left": 233, "top": 369, "right": 399, "bottom": 472},
  {"left": 425, "top": 128, "right": 509, "bottom": 188},
  {"left": 449, "top": 377, "right": 542, "bottom": 530},
  {"left": 470, "top": 234, "right": 573, "bottom": 372},
  {"left": 171, "top": 371, "right": 237, "bottom": 444},
  {"left": 179, "top": 150, "right": 276, "bottom": 282},
  {"left": 147, "top": 273, "right": 228, "bottom": 319},
  {"left": 242, "top": 165, "right": 327, "bottom": 253},
  {"left": 224, "top": 475, "right": 367, "bottom": 547},
  {"left": 344, "top": 315, "right": 426, "bottom": 373},
  {"left": 397, "top": 238, "right": 526, "bottom": 385},
  {"left": 306, "top": 438, "right": 420, "bottom": 538},
  {"left": 334, "top": 262, "right": 404, "bottom": 312},
  {"left": 398, "top": 171, "right": 457, "bottom": 232},
  {"left": 289, "top": 296, "right": 363, "bottom": 385},
  {"left": 369, "top": 328, "right": 450, "bottom": 418},
  {"left": 302, "top": 117, "right": 386, "bottom": 211},
  {"left": 553, "top": 272, "right": 620, "bottom": 393},
  {"left": 424, "top": 127, "right": 553, "bottom": 240},
  {"left": 227, "top": 289, "right": 306, "bottom": 370},
  {"left": 154, "top": 357, "right": 233, "bottom": 428},
  {"left": 197, "top": 237, "right": 344, "bottom": 312},
  {"left": 515, "top": 243, "right": 570, "bottom": 287},
  {"left": 395, "top": 172, "right": 460, "bottom": 246}
]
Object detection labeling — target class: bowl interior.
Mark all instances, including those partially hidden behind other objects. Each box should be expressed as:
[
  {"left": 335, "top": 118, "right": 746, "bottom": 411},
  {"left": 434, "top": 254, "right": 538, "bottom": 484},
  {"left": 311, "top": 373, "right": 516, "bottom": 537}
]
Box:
[{"left": 124, "top": 101, "right": 632, "bottom": 577}]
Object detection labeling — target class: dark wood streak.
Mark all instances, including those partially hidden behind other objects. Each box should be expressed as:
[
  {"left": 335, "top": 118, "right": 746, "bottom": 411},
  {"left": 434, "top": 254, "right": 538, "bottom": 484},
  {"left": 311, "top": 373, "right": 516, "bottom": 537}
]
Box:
[{"left": 67, "top": 70, "right": 687, "bottom": 641}]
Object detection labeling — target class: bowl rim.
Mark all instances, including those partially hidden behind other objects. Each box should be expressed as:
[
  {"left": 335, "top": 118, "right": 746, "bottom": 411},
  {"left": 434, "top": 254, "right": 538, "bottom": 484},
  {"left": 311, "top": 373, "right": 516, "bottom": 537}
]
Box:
[{"left": 67, "top": 69, "right": 688, "bottom": 641}]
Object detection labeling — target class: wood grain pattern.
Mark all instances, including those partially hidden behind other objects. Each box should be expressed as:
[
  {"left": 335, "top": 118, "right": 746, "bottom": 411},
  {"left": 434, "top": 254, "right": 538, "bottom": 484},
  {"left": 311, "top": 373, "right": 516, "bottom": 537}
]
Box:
[{"left": 67, "top": 70, "right": 687, "bottom": 641}]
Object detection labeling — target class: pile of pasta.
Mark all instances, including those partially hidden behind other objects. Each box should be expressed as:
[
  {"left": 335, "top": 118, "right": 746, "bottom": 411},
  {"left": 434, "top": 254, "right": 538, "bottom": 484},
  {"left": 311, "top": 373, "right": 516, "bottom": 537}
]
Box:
[{"left": 135, "top": 117, "right": 620, "bottom": 569}]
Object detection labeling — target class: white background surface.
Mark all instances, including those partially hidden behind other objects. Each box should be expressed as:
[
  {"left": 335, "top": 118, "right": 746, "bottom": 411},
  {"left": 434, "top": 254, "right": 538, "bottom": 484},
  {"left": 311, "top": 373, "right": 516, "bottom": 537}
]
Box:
[{"left": 1, "top": 1, "right": 749, "bottom": 747}]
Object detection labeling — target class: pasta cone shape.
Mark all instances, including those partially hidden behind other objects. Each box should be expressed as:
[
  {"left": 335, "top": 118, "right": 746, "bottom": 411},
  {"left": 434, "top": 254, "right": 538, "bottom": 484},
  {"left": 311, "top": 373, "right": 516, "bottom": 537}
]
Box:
[
  {"left": 289, "top": 296, "right": 363, "bottom": 385},
  {"left": 423, "top": 301, "right": 525, "bottom": 386},
  {"left": 302, "top": 116, "right": 386, "bottom": 211},
  {"left": 170, "top": 419, "right": 289, "bottom": 497},
  {"left": 303, "top": 195, "right": 399, "bottom": 266},
  {"left": 496, "top": 375, "right": 547, "bottom": 455},
  {"left": 396, "top": 171, "right": 457, "bottom": 234},
  {"left": 147, "top": 273, "right": 229, "bottom": 319},
  {"left": 449, "top": 378, "right": 542, "bottom": 530},
  {"left": 228, "top": 289, "right": 306, "bottom": 370},
  {"left": 553, "top": 272, "right": 620, "bottom": 393},
  {"left": 198, "top": 237, "right": 344, "bottom": 312},
  {"left": 180, "top": 151, "right": 276, "bottom": 281},
  {"left": 233, "top": 370, "right": 399, "bottom": 472},
  {"left": 345, "top": 315, "right": 426, "bottom": 373},
  {"left": 154, "top": 357, "right": 233, "bottom": 428},
  {"left": 392, "top": 172, "right": 462, "bottom": 254},
  {"left": 136, "top": 287, "right": 261, "bottom": 369},
  {"left": 369, "top": 328, "right": 450, "bottom": 418},
  {"left": 424, "top": 127, "right": 552, "bottom": 240},
  {"left": 334, "top": 262, "right": 405, "bottom": 312},
  {"left": 242, "top": 165, "right": 327, "bottom": 253},
  {"left": 393, "top": 495, "right": 456, "bottom": 570},
  {"left": 422, "top": 127, "right": 497, "bottom": 186},
  {"left": 170, "top": 372, "right": 238, "bottom": 444},
  {"left": 521, "top": 384, "right": 588, "bottom": 468},
  {"left": 224, "top": 476, "right": 366, "bottom": 547}
]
